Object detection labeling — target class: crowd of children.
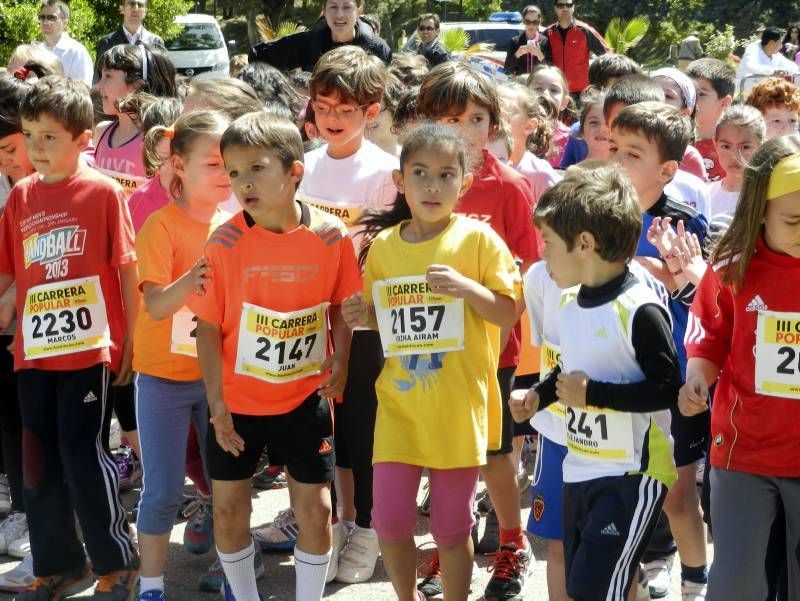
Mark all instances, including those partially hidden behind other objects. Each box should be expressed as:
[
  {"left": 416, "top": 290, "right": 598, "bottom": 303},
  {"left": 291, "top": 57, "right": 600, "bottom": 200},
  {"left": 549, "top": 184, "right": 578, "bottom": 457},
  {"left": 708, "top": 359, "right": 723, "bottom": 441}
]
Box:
[{"left": 0, "top": 3, "right": 798, "bottom": 601}]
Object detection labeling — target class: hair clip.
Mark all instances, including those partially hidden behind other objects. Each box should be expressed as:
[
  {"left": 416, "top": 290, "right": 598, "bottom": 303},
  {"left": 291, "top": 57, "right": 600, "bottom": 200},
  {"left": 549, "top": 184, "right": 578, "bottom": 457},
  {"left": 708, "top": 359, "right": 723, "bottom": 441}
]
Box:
[
  {"left": 12, "top": 67, "right": 31, "bottom": 81},
  {"left": 162, "top": 126, "right": 175, "bottom": 140}
]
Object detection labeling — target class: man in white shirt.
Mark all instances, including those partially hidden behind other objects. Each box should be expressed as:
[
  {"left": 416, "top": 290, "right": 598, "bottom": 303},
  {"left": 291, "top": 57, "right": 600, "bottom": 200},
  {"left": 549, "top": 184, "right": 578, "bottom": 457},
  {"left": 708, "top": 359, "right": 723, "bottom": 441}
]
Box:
[
  {"left": 737, "top": 27, "right": 799, "bottom": 96},
  {"left": 37, "top": 0, "right": 93, "bottom": 86}
]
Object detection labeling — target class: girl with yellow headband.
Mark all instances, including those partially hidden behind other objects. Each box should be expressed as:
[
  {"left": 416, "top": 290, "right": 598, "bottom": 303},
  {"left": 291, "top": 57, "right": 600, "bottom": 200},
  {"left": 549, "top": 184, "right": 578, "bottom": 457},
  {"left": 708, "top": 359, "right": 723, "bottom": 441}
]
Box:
[{"left": 678, "top": 135, "right": 800, "bottom": 600}]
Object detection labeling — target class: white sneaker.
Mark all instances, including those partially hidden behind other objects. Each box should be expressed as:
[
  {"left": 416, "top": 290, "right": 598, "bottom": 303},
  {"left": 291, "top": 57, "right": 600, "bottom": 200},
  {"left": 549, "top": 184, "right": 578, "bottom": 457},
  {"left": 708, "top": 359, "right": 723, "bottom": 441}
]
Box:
[
  {"left": 252, "top": 507, "right": 298, "bottom": 551},
  {"left": 335, "top": 526, "right": 379, "bottom": 584},
  {"left": 0, "top": 554, "right": 34, "bottom": 592},
  {"left": 695, "top": 461, "right": 705, "bottom": 485},
  {"left": 325, "top": 520, "right": 349, "bottom": 583},
  {"left": 643, "top": 558, "right": 672, "bottom": 599},
  {"left": 682, "top": 580, "right": 707, "bottom": 601},
  {"left": 635, "top": 569, "right": 651, "bottom": 600},
  {"left": 8, "top": 532, "right": 30, "bottom": 559},
  {"left": 0, "top": 513, "right": 27, "bottom": 555},
  {"left": 0, "top": 476, "right": 11, "bottom": 518}
]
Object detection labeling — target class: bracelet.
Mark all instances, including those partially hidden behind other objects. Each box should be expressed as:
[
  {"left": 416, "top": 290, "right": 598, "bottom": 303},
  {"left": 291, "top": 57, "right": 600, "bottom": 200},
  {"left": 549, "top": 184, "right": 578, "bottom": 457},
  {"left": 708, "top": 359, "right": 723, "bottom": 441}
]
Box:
[{"left": 670, "top": 268, "right": 683, "bottom": 276}]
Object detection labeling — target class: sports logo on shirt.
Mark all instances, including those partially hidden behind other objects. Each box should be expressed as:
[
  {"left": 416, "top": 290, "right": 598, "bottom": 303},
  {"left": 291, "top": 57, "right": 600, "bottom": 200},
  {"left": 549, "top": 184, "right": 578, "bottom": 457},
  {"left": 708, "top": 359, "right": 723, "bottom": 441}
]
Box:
[
  {"left": 22, "top": 226, "right": 86, "bottom": 268},
  {"left": 746, "top": 295, "right": 768, "bottom": 312},
  {"left": 533, "top": 494, "right": 545, "bottom": 522}
]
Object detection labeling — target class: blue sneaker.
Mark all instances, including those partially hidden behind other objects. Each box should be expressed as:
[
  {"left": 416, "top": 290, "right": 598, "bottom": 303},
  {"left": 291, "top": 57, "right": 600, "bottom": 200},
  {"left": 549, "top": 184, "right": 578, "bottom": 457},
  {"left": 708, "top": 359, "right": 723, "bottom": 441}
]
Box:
[
  {"left": 222, "top": 578, "right": 263, "bottom": 601},
  {"left": 138, "top": 590, "right": 166, "bottom": 600},
  {"left": 183, "top": 496, "right": 213, "bottom": 555}
]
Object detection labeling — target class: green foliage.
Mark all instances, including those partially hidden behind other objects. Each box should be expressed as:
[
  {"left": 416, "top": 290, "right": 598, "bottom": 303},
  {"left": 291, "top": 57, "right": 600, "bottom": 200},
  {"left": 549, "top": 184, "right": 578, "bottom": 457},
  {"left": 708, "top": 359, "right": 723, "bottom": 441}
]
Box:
[
  {"left": 440, "top": 28, "right": 471, "bottom": 53},
  {"left": 0, "top": 1, "right": 39, "bottom": 65},
  {"left": 255, "top": 16, "right": 307, "bottom": 42},
  {"left": 460, "top": 0, "right": 503, "bottom": 20},
  {"left": 604, "top": 16, "right": 650, "bottom": 55}
]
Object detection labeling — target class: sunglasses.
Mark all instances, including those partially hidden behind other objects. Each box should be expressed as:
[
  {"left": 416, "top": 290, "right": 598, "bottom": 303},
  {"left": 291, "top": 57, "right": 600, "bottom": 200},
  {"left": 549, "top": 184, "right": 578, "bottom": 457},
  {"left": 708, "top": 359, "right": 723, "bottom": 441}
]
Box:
[
  {"left": 418, "top": 25, "right": 436, "bottom": 32},
  {"left": 126, "top": 1, "right": 147, "bottom": 8},
  {"left": 38, "top": 14, "right": 60, "bottom": 22},
  {"left": 523, "top": 19, "right": 540, "bottom": 25},
  {"left": 555, "top": 3, "right": 574, "bottom": 7}
]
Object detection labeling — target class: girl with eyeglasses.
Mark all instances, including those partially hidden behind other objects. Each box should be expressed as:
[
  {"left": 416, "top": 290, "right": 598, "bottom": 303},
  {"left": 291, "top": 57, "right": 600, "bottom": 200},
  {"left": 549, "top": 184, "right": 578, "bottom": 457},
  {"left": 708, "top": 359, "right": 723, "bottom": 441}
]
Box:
[{"left": 503, "top": 5, "right": 546, "bottom": 77}]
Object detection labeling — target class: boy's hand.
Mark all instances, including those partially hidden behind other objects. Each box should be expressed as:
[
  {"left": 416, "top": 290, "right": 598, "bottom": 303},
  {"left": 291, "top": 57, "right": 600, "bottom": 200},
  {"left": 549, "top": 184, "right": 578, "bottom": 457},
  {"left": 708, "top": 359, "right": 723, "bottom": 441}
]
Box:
[
  {"left": 209, "top": 400, "right": 245, "bottom": 456},
  {"left": 317, "top": 353, "right": 347, "bottom": 399},
  {"left": 342, "top": 292, "right": 369, "bottom": 329},
  {"left": 509, "top": 387, "right": 539, "bottom": 423},
  {"left": 426, "top": 264, "right": 473, "bottom": 298},
  {"left": 112, "top": 336, "right": 133, "bottom": 386},
  {"left": 678, "top": 375, "right": 709, "bottom": 416},
  {"left": 556, "top": 371, "right": 589, "bottom": 408},
  {"left": 646, "top": 216, "right": 678, "bottom": 257},
  {"left": 190, "top": 257, "right": 211, "bottom": 296}
]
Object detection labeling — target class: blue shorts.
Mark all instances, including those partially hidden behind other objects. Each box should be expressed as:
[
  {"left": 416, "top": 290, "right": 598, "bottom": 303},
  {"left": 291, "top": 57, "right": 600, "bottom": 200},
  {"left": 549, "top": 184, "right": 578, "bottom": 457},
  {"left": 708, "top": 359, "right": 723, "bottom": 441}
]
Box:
[{"left": 526, "top": 434, "right": 567, "bottom": 541}]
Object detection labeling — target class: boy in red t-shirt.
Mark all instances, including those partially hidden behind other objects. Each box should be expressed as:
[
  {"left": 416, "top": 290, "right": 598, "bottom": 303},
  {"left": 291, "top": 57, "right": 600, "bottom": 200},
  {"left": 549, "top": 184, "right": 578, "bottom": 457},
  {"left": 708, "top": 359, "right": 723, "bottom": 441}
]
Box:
[
  {"left": 190, "top": 112, "right": 361, "bottom": 601},
  {"left": 0, "top": 77, "right": 139, "bottom": 599}
]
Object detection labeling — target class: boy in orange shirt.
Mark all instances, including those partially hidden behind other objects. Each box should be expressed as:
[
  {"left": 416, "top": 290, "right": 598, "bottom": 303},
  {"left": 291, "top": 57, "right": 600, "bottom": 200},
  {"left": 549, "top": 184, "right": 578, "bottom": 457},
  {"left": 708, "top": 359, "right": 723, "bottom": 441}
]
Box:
[
  {"left": 0, "top": 76, "right": 139, "bottom": 600},
  {"left": 190, "top": 112, "right": 362, "bottom": 601}
]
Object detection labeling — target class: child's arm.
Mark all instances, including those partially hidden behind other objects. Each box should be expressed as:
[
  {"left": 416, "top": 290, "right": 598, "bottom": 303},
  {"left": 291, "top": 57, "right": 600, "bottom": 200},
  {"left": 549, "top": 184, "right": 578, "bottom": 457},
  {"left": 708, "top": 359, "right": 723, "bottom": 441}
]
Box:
[
  {"left": 112, "top": 262, "right": 139, "bottom": 386},
  {"left": 557, "top": 304, "right": 681, "bottom": 412},
  {"left": 678, "top": 357, "right": 720, "bottom": 417},
  {"left": 0, "top": 282, "right": 16, "bottom": 332},
  {"left": 196, "top": 318, "right": 244, "bottom": 456},
  {"left": 142, "top": 257, "right": 211, "bottom": 321},
  {"left": 426, "top": 264, "right": 517, "bottom": 328},
  {"left": 317, "top": 305, "right": 352, "bottom": 400},
  {"left": 509, "top": 365, "right": 561, "bottom": 422}
]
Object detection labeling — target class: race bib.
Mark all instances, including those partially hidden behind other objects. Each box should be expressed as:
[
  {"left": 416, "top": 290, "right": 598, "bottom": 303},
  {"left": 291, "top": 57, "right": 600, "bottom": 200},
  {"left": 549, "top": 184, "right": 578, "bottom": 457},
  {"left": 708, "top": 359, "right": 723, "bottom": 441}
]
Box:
[
  {"left": 755, "top": 310, "right": 800, "bottom": 399},
  {"left": 171, "top": 306, "right": 198, "bottom": 357},
  {"left": 234, "top": 302, "right": 328, "bottom": 384},
  {"left": 540, "top": 340, "right": 565, "bottom": 419},
  {"left": 298, "top": 194, "right": 362, "bottom": 227},
  {"left": 565, "top": 406, "right": 634, "bottom": 462},
  {"left": 22, "top": 276, "right": 110, "bottom": 359},
  {"left": 96, "top": 168, "right": 146, "bottom": 198},
  {"left": 373, "top": 276, "right": 464, "bottom": 357}
]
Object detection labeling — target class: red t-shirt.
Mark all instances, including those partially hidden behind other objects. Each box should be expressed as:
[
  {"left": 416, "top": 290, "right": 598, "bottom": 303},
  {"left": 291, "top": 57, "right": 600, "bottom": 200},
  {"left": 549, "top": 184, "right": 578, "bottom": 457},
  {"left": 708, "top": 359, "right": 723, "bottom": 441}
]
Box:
[
  {"left": 685, "top": 236, "right": 800, "bottom": 477},
  {"left": 188, "top": 204, "right": 362, "bottom": 416},
  {"left": 456, "top": 150, "right": 543, "bottom": 368},
  {"left": 0, "top": 167, "right": 136, "bottom": 372},
  {"left": 694, "top": 138, "right": 726, "bottom": 182}
]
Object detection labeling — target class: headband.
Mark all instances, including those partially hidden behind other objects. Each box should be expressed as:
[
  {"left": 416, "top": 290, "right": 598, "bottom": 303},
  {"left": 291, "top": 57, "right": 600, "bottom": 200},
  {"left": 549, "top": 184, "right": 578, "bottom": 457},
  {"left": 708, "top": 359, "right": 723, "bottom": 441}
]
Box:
[
  {"left": 139, "top": 43, "right": 148, "bottom": 82},
  {"left": 652, "top": 67, "right": 696, "bottom": 111},
  {"left": 12, "top": 67, "right": 30, "bottom": 81},
  {"left": 162, "top": 126, "right": 175, "bottom": 140},
  {"left": 766, "top": 152, "right": 800, "bottom": 200}
]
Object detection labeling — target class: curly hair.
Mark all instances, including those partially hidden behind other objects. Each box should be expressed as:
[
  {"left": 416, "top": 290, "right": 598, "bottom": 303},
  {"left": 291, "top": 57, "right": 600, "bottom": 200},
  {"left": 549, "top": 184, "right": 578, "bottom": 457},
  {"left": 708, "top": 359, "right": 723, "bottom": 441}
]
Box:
[{"left": 745, "top": 77, "right": 800, "bottom": 114}]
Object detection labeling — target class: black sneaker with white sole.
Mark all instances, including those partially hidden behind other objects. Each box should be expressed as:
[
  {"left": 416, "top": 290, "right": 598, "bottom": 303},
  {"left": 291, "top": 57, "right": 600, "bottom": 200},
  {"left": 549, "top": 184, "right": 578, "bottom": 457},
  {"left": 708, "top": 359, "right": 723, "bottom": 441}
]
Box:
[{"left": 484, "top": 544, "right": 534, "bottom": 601}]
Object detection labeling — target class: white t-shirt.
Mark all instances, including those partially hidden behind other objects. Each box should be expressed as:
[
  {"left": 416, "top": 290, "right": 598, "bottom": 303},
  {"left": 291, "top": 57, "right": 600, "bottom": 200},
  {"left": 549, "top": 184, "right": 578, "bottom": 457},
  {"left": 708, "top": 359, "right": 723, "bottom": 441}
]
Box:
[
  {"left": 665, "top": 169, "right": 711, "bottom": 221},
  {"left": 42, "top": 34, "right": 93, "bottom": 86},
  {"left": 0, "top": 176, "right": 11, "bottom": 213},
  {"left": 297, "top": 140, "right": 398, "bottom": 243},
  {"left": 707, "top": 180, "right": 740, "bottom": 221}
]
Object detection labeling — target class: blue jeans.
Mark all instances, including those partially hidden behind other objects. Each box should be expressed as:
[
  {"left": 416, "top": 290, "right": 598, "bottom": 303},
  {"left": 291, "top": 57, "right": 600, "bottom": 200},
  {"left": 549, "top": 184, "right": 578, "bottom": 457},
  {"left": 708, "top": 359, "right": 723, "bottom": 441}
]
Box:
[{"left": 135, "top": 373, "right": 209, "bottom": 535}]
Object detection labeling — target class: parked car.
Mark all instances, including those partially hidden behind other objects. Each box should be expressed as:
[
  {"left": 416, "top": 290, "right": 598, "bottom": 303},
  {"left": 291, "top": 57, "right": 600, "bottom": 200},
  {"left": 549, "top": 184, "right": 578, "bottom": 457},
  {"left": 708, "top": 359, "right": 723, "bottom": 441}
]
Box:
[
  {"left": 166, "top": 13, "right": 234, "bottom": 79},
  {"left": 439, "top": 21, "right": 523, "bottom": 81}
]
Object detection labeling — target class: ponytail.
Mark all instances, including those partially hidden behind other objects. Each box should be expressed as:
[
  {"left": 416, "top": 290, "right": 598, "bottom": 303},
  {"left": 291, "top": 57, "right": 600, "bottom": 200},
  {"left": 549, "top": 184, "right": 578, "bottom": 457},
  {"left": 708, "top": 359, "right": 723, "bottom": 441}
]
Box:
[{"left": 357, "top": 195, "right": 412, "bottom": 268}]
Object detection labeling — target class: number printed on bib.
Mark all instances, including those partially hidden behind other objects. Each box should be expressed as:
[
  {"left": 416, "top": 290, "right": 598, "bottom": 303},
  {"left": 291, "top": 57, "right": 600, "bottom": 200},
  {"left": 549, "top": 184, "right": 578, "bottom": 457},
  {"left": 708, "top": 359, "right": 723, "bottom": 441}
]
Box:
[
  {"left": 565, "top": 406, "right": 634, "bottom": 462},
  {"left": 22, "top": 276, "right": 110, "bottom": 359},
  {"left": 171, "top": 306, "right": 199, "bottom": 357},
  {"left": 373, "top": 276, "right": 464, "bottom": 357},
  {"left": 540, "top": 340, "right": 566, "bottom": 419},
  {"left": 235, "top": 302, "right": 328, "bottom": 384},
  {"left": 755, "top": 310, "right": 800, "bottom": 399}
]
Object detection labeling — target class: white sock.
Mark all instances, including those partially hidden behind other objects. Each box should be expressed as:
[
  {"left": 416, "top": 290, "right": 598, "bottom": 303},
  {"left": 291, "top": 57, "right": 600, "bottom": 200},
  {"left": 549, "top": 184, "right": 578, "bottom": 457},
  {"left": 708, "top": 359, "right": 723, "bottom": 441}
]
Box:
[
  {"left": 295, "top": 546, "right": 331, "bottom": 601},
  {"left": 342, "top": 519, "right": 356, "bottom": 533},
  {"left": 218, "top": 543, "right": 260, "bottom": 601},
  {"left": 139, "top": 575, "right": 164, "bottom": 593}
]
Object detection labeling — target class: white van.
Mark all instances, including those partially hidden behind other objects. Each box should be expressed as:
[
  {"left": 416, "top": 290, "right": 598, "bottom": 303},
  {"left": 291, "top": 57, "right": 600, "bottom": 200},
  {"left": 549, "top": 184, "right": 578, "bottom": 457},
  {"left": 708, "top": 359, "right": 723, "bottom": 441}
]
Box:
[{"left": 166, "top": 13, "right": 233, "bottom": 80}]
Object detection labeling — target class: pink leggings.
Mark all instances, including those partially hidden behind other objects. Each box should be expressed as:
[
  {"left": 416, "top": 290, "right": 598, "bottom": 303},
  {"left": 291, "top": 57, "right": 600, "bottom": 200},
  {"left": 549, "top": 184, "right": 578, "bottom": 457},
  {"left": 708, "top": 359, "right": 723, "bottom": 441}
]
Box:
[{"left": 372, "top": 462, "right": 479, "bottom": 548}]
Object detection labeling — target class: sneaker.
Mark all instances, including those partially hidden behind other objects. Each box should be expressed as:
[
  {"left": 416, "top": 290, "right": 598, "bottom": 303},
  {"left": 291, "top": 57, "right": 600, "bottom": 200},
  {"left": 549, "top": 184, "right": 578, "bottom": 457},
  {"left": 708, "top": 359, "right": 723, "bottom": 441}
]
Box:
[
  {"left": 477, "top": 490, "right": 494, "bottom": 514},
  {"left": 0, "top": 513, "right": 27, "bottom": 555},
  {"left": 0, "top": 555, "right": 34, "bottom": 592},
  {"left": 182, "top": 496, "right": 213, "bottom": 555},
  {"left": 484, "top": 544, "right": 534, "bottom": 601},
  {"left": 252, "top": 508, "right": 298, "bottom": 551},
  {"left": 222, "top": 578, "right": 263, "bottom": 601},
  {"left": 114, "top": 447, "right": 142, "bottom": 492},
  {"left": 197, "top": 539, "right": 264, "bottom": 592},
  {"left": 336, "top": 526, "right": 380, "bottom": 584},
  {"left": 476, "top": 509, "right": 499, "bottom": 554},
  {"left": 325, "top": 520, "right": 348, "bottom": 584},
  {"left": 418, "top": 482, "right": 431, "bottom": 516},
  {"left": 517, "top": 472, "right": 532, "bottom": 496},
  {"left": 521, "top": 437, "right": 537, "bottom": 476},
  {"left": 635, "top": 569, "right": 651, "bottom": 600},
  {"left": 137, "top": 591, "right": 165, "bottom": 601},
  {"left": 91, "top": 560, "right": 140, "bottom": 601},
  {"left": 643, "top": 558, "right": 673, "bottom": 599},
  {"left": 416, "top": 553, "right": 442, "bottom": 599},
  {"left": 682, "top": 580, "right": 707, "bottom": 601},
  {"left": 14, "top": 563, "right": 93, "bottom": 600},
  {"left": 0, "top": 475, "right": 12, "bottom": 518},
  {"left": 695, "top": 461, "right": 705, "bottom": 486},
  {"left": 470, "top": 511, "right": 480, "bottom": 550},
  {"left": 252, "top": 466, "right": 288, "bottom": 490},
  {"left": 8, "top": 532, "right": 30, "bottom": 559}
]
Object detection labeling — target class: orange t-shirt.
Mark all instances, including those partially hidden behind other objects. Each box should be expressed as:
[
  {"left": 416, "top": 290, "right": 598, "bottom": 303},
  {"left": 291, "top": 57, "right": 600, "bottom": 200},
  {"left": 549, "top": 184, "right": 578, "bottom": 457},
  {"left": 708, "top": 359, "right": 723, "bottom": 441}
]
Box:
[
  {"left": 133, "top": 203, "right": 231, "bottom": 381},
  {"left": 188, "top": 203, "right": 362, "bottom": 416},
  {"left": 0, "top": 167, "right": 136, "bottom": 372}
]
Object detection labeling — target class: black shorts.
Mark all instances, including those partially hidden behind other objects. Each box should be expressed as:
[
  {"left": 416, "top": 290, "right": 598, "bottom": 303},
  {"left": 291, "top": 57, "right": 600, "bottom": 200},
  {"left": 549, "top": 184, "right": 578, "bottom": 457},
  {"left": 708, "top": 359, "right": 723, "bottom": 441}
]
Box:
[
  {"left": 207, "top": 391, "right": 335, "bottom": 484},
  {"left": 109, "top": 377, "right": 136, "bottom": 432},
  {"left": 670, "top": 406, "right": 709, "bottom": 467},
  {"left": 563, "top": 474, "right": 667, "bottom": 601},
  {"left": 487, "top": 366, "right": 516, "bottom": 456}
]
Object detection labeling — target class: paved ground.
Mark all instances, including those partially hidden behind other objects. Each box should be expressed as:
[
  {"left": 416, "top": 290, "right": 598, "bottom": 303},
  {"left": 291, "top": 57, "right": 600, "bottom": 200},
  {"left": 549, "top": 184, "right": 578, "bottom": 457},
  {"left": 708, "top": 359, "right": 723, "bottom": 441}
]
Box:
[{"left": 0, "top": 477, "right": 708, "bottom": 600}]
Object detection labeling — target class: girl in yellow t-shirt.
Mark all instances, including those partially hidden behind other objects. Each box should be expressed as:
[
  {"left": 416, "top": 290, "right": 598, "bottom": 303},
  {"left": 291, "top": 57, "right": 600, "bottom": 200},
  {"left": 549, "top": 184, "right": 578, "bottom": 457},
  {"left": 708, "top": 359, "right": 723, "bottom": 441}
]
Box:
[{"left": 342, "top": 123, "right": 522, "bottom": 600}]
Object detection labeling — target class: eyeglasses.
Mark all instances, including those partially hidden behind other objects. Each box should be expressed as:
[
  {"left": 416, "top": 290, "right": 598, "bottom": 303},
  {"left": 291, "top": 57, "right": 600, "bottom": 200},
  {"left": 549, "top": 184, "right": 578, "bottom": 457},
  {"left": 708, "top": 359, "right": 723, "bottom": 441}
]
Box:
[
  {"left": 125, "top": 1, "right": 147, "bottom": 8},
  {"left": 418, "top": 25, "right": 436, "bottom": 32},
  {"left": 38, "top": 14, "right": 60, "bottom": 22},
  {"left": 523, "top": 19, "right": 540, "bottom": 25},
  {"left": 555, "top": 3, "right": 574, "bottom": 8},
  {"left": 311, "top": 100, "right": 370, "bottom": 116}
]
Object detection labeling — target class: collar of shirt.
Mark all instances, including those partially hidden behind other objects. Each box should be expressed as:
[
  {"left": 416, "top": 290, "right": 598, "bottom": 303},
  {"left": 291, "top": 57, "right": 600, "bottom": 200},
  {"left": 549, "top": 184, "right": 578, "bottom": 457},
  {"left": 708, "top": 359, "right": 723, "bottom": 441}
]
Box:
[
  {"left": 46, "top": 32, "right": 73, "bottom": 51},
  {"left": 123, "top": 25, "right": 144, "bottom": 44}
]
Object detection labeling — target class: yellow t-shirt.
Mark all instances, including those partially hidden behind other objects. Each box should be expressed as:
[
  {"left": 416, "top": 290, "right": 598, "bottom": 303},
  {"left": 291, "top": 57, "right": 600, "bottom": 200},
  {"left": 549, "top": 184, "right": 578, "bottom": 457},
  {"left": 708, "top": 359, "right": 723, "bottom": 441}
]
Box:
[{"left": 364, "top": 215, "right": 522, "bottom": 469}]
